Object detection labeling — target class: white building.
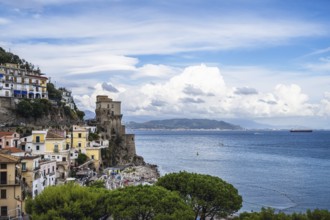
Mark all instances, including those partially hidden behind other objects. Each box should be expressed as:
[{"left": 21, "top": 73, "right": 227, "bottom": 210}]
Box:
[{"left": 0, "top": 63, "right": 48, "bottom": 99}]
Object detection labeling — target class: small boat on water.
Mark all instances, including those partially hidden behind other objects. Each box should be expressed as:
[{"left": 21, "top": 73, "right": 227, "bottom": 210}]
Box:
[{"left": 290, "top": 129, "right": 313, "bottom": 132}]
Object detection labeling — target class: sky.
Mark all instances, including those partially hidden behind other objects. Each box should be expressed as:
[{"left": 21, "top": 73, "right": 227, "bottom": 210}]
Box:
[{"left": 1, "top": 0, "right": 330, "bottom": 128}]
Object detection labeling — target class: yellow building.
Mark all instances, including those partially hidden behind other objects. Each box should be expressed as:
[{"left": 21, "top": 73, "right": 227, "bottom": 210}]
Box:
[
  {"left": 44, "top": 131, "right": 70, "bottom": 180},
  {"left": 0, "top": 153, "right": 23, "bottom": 219},
  {"left": 85, "top": 147, "right": 102, "bottom": 171},
  {"left": 72, "top": 125, "right": 88, "bottom": 150},
  {"left": 31, "top": 130, "right": 47, "bottom": 155}
]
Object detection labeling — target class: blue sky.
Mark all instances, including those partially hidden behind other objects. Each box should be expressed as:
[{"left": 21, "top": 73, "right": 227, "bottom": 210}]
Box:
[{"left": 1, "top": 0, "right": 330, "bottom": 128}]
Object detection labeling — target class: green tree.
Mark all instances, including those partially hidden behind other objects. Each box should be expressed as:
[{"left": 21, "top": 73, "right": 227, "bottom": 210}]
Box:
[
  {"left": 88, "top": 180, "right": 105, "bottom": 188},
  {"left": 25, "top": 183, "right": 108, "bottom": 219},
  {"left": 234, "top": 207, "right": 330, "bottom": 220},
  {"left": 107, "top": 185, "right": 194, "bottom": 220},
  {"left": 16, "top": 99, "right": 33, "bottom": 118},
  {"left": 156, "top": 171, "right": 242, "bottom": 220},
  {"left": 47, "top": 83, "right": 62, "bottom": 101},
  {"left": 88, "top": 132, "right": 100, "bottom": 141},
  {"left": 77, "top": 153, "right": 88, "bottom": 165},
  {"left": 76, "top": 110, "right": 85, "bottom": 120}
]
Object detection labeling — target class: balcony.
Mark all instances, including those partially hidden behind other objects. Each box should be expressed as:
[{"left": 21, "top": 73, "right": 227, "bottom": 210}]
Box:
[{"left": 33, "top": 140, "right": 45, "bottom": 144}]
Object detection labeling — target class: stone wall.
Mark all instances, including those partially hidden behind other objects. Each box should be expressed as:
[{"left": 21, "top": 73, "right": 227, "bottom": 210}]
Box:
[
  {"left": 0, "top": 97, "right": 15, "bottom": 109},
  {"left": 124, "top": 134, "right": 136, "bottom": 158},
  {"left": 0, "top": 97, "right": 16, "bottom": 125}
]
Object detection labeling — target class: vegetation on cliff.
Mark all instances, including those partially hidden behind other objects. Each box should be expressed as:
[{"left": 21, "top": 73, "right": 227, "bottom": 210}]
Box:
[
  {"left": 0, "top": 47, "right": 39, "bottom": 72},
  {"left": 14, "top": 82, "right": 85, "bottom": 125}
]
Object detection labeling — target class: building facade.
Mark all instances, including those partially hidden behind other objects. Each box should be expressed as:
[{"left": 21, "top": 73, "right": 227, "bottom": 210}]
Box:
[
  {"left": 0, "top": 153, "right": 23, "bottom": 219},
  {"left": 0, "top": 63, "right": 48, "bottom": 99},
  {"left": 0, "top": 132, "right": 20, "bottom": 149}
]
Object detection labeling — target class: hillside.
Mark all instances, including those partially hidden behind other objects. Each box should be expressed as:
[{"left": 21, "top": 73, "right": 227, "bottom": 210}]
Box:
[{"left": 126, "top": 118, "right": 242, "bottom": 130}]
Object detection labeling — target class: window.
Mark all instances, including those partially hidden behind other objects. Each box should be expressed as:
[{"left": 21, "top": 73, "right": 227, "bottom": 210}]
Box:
[
  {"left": 0, "top": 172, "right": 7, "bottom": 184},
  {"left": 0, "top": 164, "right": 6, "bottom": 169},
  {"left": 0, "top": 189, "right": 6, "bottom": 199},
  {"left": 5, "top": 141, "right": 9, "bottom": 146},
  {"left": 24, "top": 138, "right": 27, "bottom": 142},
  {"left": 22, "top": 163, "right": 26, "bottom": 171},
  {"left": 62, "top": 157, "right": 66, "bottom": 162},
  {"left": 0, "top": 206, "right": 7, "bottom": 216},
  {"left": 52, "top": 166, "right": 55, "bottom": 172},
  {"left": 36, "top": 136, "right": 40, "bottom": 143},
  {"left": 48, "top": 168, "right": 50, "bottom": 174},
  {"left": 54, "top": 145, "right": 58, "bottom": 152},
  {"left": 36, "top": 145, "right": 40, "bottom": 150},
  {"left": 0, "top": 145, "right": 1, "bottom": 149},
  {"left": 78, "top": 143, "right": 81, "bottom": 147},
  {"left": 0, "top": 139, "right": 2, "bottom": 142},
  {"left": 78, "top": 133, "right": 82, "bottom": 138},
  {"left": 91, "top": 155, "right": 94, "bottom": 159}
]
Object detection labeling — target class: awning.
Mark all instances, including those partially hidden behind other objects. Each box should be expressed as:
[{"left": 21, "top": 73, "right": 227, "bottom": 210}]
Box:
[{"left": 14, "top": 90, "right": 27, "bottom": 95}]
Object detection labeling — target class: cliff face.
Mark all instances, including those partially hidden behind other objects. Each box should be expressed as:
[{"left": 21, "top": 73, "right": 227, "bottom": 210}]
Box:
[{"left": 0, "top": 97, "right": 82, "bottom": 128}]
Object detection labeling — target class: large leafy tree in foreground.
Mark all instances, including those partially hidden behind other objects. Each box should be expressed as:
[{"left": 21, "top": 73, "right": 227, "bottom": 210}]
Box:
[
  {"left": 234, "top": 207, "right": 330, "bottom": 220},
  {"left": 107, "top": 185, "right": 194, "bottom": 220},
  {"left": 156, "top": 171, "right": 242, "bottom": 220},
  {"left": 25, "top": 183, "right": 108, "bottom": 219}
]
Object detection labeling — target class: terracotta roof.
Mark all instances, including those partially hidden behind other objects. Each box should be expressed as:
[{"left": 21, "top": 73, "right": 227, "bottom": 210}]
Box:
[
  {"left": 0, "top": 153, "right": 20, "bottom": 163},
  {"left": 20, "top": 155, "right": 40, "bottom": 160},
  {"left": 46, "top": 131, "right": 65, "bottom": 139},
  {"left": 0, "top": 132, "right": 15, "bottom": 137},
  {"left": 2, "top": 147, "right": 25, "bottom": 153}
]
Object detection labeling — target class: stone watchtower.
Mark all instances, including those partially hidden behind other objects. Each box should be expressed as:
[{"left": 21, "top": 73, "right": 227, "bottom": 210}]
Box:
[
  {"left": 95, "top": 95, "right": 124, "bottom": 140},
  {"left": 95, "top": 95, "right": 141, "bottom": 165}
]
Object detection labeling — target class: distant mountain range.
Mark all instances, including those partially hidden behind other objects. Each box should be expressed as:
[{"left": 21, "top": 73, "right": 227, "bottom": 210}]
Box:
[
  {"left": 126, "top": 118, "right": 243, "bottom": 130},
  {"left": 84, "top": 110, "right": 96, "bottom": 120}
]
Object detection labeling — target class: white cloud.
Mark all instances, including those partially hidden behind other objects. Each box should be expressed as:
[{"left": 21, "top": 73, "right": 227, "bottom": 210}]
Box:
[
  {"left": 318, "top": 92, "right": 330, "bottom": 116},
  {"left": 75, "top": 64, "right": 323, "bottom": 120},
  {"left": 132, "top": 64, "right": 180, "bottom": 79}
]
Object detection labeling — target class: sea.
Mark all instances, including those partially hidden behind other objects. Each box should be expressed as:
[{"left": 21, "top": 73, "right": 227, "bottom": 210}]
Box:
[{"left": 133, "top": 129, "right": 330, "bottom": 213}]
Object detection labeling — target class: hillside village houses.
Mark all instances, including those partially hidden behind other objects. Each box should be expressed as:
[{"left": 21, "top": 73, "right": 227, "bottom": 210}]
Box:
[
  {"left": 0, "top": 94, "right": 124, "bottom": 219},
  {"left": 0, "top": 63, "right": 48, "bottom": 99},
  {"left": 0, "top": 123, "right": 110, "bottom": 218},
  {"left": 0, "top": 62, "right": 136, "bottom": 219},
  {"left": 0, "top": 62, "right": 110, "bottom": 219}
]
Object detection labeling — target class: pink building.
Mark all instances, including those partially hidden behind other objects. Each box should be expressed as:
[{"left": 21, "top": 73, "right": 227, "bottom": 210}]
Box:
[{"left": 0, "top": 132, "right": 20, "bottom": 148}]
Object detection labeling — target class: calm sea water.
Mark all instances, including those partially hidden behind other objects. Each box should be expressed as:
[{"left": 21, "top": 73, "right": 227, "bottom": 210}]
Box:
[{"left": 133, "top": 130, "right": 330, "bottom": 213}]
